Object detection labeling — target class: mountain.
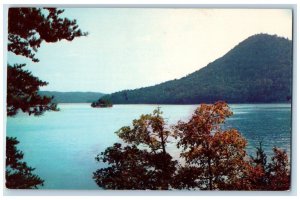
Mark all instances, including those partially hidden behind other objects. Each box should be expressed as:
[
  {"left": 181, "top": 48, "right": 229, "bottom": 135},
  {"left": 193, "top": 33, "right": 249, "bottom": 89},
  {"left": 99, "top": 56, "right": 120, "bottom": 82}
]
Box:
[
  {"left": 99, "top": 34, "right": 292, "bottom": 104},
  {"left": 39, "top": 91, "right": 106, "bottom": 103}
]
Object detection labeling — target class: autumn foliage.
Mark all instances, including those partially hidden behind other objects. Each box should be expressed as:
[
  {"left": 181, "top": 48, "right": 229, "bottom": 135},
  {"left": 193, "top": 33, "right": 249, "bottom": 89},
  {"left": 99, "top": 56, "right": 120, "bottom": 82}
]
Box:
[
  {"left": 93, "top": 108, "right": 177, "bottom": 189},
  {"left": 94, "top": 101, "right": 290, "bottom": 190},
  {"left": 173, "top": 102, "right": 248, "bottom": 190}
]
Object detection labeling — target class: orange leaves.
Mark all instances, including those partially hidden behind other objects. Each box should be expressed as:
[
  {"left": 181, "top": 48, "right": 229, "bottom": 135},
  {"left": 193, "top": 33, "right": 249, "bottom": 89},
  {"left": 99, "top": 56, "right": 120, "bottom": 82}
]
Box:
[
  {"left": 267, "top": 148, "right": 290, "bottom": 190},
  {"left": 96, "top": 102, "right": 290, "bottom": 190},
  {"left": 175, "top": 101, "right": 236, "bottom": 151},
  {"left": 214, "top": 129, "right": 247, "bottom": 150},
  {"left": 174, "top": 101, "right": 249, "bottom": 190}
]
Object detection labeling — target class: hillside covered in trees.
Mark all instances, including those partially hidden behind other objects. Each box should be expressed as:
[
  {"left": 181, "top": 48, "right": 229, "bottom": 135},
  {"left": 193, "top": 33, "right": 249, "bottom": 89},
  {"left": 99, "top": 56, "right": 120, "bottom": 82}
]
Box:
[
  {"left": 39, "top": 91, "right": 105, "bottom": 103},
  {"left": 99, "top": 34, "right": 292, "bottom": 104}
]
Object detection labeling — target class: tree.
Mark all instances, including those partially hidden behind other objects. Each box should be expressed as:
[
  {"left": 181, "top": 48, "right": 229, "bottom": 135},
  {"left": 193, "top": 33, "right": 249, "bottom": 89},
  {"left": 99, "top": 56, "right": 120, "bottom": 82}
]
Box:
[
  {"left": 6, "top": 137, "right": 44, "bottom": 189},
  {"left": 242, "top": 145, "right": 290, "bottom": 190},
  {"left": 7, "top": 7, "right": 87, "bottom": 116},
  {"left": 93, "top": 102, "right": 291, "bottom": 190},
  {"left": 266, "top": 148, "right": 290, "bottom": 190},
  {"left": 244, "top": 142, "right": 269, "bottom": 190},
  {"left": 7, "top": 63, "right": 57, "bottom": 116},
  {"left": 91, "top": 99, "right": 113, "bottom": 108},
  {"left": 93, "top": 108, "right": 177, "bottom": 189},
  {"left": 251, "top": 142, "right": 267, "bottom": 168},
  {"left": 173, "top": 101, "right": 249, "bottom": 190},
  {"left": 6, "top": 7, "right": 86, "bottom": 188}
]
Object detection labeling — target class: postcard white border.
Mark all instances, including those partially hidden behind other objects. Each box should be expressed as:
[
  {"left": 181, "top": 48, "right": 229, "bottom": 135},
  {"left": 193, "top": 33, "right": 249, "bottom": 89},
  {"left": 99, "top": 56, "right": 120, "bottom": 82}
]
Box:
[{"left": 1, "top": 0, "right": 299, "bottom": 199}]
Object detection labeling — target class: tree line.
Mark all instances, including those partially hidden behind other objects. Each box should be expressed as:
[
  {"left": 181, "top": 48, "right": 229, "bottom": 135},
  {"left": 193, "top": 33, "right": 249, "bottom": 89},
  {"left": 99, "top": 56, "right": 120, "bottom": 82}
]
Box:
[{"left": 97, "top": 34, "right": 292, "bottom": 105}]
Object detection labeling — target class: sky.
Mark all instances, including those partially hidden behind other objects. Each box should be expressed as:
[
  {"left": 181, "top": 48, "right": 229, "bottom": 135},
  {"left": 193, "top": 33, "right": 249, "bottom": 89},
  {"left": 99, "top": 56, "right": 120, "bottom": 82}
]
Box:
[{"left": 8, "top": 8, "right": 292, "bottom": 93}]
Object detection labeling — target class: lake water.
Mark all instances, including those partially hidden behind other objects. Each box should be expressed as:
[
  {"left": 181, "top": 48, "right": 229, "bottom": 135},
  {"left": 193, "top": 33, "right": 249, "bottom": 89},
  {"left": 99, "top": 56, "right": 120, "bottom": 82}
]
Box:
[{"left": 6, "top": 104, "right": 292, "bottom": 189}]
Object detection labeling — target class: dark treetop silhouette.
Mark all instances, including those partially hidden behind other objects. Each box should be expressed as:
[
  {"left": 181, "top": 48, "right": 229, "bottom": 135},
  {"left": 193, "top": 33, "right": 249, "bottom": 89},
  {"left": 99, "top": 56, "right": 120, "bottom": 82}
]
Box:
[
  {"left": 6, "top": 137, "right": 44, "bottom": 189},
  {"left": 91, "top": 99, "right": 113, "bottom": 108},
  {"left": 7, "top": 8, "right": 87, "bottom": 116},
  {"left": 6, "top": 7, "right": 86, "bottom": 189}
]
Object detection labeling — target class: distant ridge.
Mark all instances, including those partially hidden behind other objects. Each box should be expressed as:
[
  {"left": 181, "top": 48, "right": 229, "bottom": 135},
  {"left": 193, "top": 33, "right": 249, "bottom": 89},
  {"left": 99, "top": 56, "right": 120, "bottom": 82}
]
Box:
[
  {"left": 98, "top": 34, "right": 292, "bottom": 104},
  {"left": 39, "top": 91, "right": 106, "bottom": 103}
]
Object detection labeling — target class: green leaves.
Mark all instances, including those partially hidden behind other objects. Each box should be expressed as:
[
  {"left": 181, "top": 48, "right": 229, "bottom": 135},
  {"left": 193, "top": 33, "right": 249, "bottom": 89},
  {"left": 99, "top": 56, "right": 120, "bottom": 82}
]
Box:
[
  {"left": 116, "top": 109, "right": 170, "bottom": 152},
  {"left": 94, "top": 107, "right": 177, "bottom": 190},
  {"left": 93, "top": 143, "right": 177, "bottom": 190}
]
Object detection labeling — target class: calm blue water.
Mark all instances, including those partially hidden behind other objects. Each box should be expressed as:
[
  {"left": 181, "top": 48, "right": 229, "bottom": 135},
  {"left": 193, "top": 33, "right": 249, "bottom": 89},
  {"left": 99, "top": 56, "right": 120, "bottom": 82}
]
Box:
[{"left": 6, "top": 104, "right": 291, "bottom": 189}]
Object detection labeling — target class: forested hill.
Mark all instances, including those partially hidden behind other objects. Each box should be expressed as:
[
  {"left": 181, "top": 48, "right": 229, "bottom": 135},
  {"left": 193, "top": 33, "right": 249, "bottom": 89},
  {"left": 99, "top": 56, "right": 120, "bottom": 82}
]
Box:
[
  {"left": 39, "top": 91, "right": 105, "bottom": 103},
  {"left": 100, "top": 34, "right": 292, "bottom": 104}
]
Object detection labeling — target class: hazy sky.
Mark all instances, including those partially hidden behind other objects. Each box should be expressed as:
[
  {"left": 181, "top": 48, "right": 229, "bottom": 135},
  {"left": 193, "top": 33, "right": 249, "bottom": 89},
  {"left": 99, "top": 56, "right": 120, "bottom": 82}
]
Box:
[{"left": 8, "top": 8, "right": 292, "bottom": 93}]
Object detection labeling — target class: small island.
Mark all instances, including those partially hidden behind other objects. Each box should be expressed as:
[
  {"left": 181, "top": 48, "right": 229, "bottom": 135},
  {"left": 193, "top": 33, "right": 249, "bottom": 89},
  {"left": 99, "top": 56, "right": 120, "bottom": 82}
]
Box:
[{"left": 91, "top": 99, "right": 113, "bottom": 108}]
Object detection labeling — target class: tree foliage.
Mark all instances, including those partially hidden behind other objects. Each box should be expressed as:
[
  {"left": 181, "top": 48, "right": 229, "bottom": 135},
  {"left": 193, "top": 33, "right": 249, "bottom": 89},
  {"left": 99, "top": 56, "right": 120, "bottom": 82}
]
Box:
[
  {"left": 7, "top": 64, "right": 57, "bottom": 116},
  {"left": 7, "top": 7, "right": 87, "bottom": 116},
  {"left": 173, "top": 101, "right": 248, "bottom": 190},
  {"left": 6, "top": 7, "right": 86, "bottom": 189},
  {"left": 100, "top": 34, "right": 292, "bottom": 104},
  {"left": 244, "top": 142, "right": 269, "bottom": 189},
  {"left": 8, "top": 8, "right": 87, "bottom": 62},
  {"left": 6, "top": 137, "right": 44, "bottom": 189},
  {"left": 242, "top": 145, "right": 290, "bottom": 191},
  {"left": 93, "top": 108, "right": 177, "bottom": 189},
  {"left": 266, "top": 148, "right": 290, "bottom": 190},
  {"left": 91, "top": 99, "right": 113, "bottom": 108},
  {"left": 94, "top": 102, "right": 290, "bottom": 190},
  {"left": 93, "top": 143, "right": 176, "bottom": 190}
]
